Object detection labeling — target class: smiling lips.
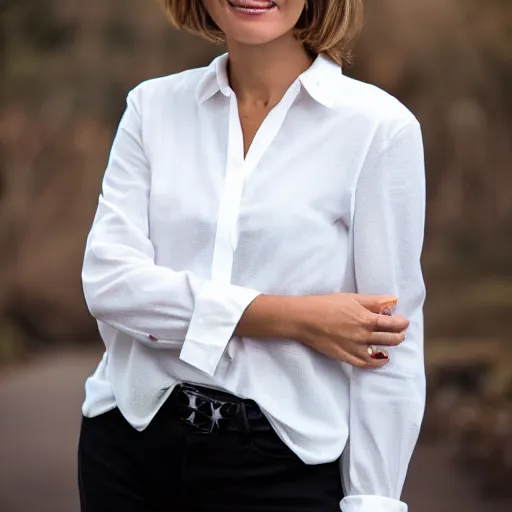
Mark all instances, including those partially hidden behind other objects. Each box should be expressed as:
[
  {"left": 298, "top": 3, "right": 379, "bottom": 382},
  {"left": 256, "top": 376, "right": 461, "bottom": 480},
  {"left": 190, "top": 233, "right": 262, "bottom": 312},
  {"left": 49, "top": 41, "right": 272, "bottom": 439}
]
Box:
[{"left": 227, "top": 0, "right": 278, "bottom": 14}]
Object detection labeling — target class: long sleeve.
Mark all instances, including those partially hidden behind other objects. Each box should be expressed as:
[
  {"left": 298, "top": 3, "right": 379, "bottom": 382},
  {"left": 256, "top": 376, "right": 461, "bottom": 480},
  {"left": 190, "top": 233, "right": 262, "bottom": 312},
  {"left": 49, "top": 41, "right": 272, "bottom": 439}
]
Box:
[
  {"left": 340, "top": 118, "right": 427, "bottom": 512},
  {"left": 82, "top": 87, "right": 261, "bottom": 376}
]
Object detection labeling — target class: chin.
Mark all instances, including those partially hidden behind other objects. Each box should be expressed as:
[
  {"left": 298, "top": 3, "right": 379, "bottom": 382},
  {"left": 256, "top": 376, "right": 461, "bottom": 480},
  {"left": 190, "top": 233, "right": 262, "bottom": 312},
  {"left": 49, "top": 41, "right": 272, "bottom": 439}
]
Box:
[
  {"left": 227, "top": 26, "right": 285, "bottom": 47},
  {"left": 207, "top": 0, "right": 302, "bottom": 47}
]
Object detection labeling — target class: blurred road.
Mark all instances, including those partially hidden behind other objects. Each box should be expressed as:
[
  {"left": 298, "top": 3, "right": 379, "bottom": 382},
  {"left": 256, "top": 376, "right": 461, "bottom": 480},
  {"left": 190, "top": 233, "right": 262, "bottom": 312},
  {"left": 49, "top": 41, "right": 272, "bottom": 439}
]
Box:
[{"left": 0, "top": 347, "right": 509, "bottom": 512}]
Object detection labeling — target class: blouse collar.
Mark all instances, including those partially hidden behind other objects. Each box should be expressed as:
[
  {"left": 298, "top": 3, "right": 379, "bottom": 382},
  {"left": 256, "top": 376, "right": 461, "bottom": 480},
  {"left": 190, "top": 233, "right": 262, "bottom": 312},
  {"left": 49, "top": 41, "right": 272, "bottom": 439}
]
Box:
[{"left": 196, "top": 52, "right": 344, "bottom": 109}]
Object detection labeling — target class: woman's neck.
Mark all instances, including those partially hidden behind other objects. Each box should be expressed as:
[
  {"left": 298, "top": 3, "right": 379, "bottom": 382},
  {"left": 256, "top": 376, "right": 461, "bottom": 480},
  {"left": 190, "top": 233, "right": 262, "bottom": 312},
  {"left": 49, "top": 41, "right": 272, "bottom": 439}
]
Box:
[{"left": 226, "top": 34, "right": 313, "bottom": 107}]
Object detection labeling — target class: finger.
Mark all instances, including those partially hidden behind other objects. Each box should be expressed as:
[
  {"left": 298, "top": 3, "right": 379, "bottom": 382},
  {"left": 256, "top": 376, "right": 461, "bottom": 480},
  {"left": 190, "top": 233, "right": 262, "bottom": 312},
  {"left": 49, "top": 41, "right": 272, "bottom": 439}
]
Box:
[
  {"left": 359, "top": 342, "right": 392, "bottom": 367},
  {"left": 353, "top": 294, "right": 398, "bottom": 315},
  {"left": 373, "top": 313, "right": 409, "bottom": 333},
  {"left": 365, "top": 347, "right": 391, "bottom": 368},
  {"left": 341, "top": 352, "right": 385, "bottom": 370},
  {"left": 344, "top": 350, "right": 390, "bottom": 370},
  {"left": 340, "top": 352, "right": 367, "bottom": 368},
  {"left": 366, "top": 345, "right": 389, "bottom": 361},
  {"left": 367, "top": 330, "right": 406, "bottom": 347}
]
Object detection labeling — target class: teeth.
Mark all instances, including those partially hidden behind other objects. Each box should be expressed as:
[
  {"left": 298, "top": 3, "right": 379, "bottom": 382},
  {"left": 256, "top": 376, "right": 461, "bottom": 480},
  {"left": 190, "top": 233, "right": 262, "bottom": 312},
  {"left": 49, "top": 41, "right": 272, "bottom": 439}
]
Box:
[
  {"left": 228, "top": 0, "right": 276, "bottom": 12},
  {"left": 235, "top": 7, "right": 272, "bottom": 12}
]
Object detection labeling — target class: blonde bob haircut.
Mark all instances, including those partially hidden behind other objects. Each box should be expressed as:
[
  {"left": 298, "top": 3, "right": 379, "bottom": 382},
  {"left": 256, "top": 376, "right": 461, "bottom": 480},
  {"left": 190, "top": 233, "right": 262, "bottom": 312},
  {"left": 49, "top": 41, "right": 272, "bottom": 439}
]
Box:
[{"left": 161, "top": 0, "right": 364, "bottom": 66}]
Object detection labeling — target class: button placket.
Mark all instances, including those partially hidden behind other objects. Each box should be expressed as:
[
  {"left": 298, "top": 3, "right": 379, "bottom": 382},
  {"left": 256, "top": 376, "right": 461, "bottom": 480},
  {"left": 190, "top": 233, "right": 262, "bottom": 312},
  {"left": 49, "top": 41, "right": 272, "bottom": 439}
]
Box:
[
  {"left": 211, "top": 94, "right": 245, "bottom": 284},
  {"left": 211, "top": 81, "right": 302, "bottom": 284},
  {"left": 229, "top": 81, "right": 302, "bottom": 250}
]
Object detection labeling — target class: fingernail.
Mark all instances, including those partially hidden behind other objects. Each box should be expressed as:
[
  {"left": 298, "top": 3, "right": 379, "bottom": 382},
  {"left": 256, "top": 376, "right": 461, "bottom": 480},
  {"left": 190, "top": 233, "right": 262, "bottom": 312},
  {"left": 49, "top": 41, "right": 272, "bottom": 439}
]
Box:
[{"left": 379, "top": 298, "right": 397, "bottom": 316}]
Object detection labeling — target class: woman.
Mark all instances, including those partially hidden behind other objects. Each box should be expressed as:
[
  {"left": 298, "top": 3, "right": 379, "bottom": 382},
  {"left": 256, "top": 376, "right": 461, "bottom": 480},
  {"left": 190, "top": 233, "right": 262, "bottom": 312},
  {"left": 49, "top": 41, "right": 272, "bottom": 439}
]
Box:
[{"left": 78, "top": 1, "right": 426, "bottom": 511}]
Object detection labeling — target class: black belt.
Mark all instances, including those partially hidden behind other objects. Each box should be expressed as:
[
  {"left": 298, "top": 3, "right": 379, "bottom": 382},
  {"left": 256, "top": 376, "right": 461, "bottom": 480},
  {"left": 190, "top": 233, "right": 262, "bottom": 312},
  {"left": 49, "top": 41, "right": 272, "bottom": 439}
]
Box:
[{"left": 169, "top": 383, "right": 269, "bottom": 435}]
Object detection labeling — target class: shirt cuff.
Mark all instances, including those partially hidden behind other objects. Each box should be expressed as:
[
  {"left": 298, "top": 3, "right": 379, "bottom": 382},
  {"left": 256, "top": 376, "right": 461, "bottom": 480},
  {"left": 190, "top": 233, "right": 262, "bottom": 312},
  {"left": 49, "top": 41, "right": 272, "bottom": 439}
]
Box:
[
  {"left": 340, "top": 496, "right": 407, "bottom": 512},
  {"left": 179, "top": 281, "right": 261, "bottom": 375}
]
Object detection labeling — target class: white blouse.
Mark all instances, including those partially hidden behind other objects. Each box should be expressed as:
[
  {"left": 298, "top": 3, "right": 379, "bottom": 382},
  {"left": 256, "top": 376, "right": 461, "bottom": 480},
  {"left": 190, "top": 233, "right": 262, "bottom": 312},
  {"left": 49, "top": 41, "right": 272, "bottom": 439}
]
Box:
[{"left": 82, "top": 53, "right": 426, "bottom": 512}]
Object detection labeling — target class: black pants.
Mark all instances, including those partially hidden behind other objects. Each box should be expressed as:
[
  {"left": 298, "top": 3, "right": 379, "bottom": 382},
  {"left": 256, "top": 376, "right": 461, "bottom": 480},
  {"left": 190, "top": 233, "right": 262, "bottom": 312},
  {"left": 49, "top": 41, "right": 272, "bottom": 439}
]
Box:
[{"left": 78, "top": 384, "right": 343, "bottom": 511}]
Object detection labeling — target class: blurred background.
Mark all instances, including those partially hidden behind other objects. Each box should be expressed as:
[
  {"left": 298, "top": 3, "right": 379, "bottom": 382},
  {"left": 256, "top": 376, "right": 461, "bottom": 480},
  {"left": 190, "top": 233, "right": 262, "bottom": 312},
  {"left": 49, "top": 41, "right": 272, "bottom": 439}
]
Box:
[{"left": 0, "top": 0, "right": 511, "bottom": 510}]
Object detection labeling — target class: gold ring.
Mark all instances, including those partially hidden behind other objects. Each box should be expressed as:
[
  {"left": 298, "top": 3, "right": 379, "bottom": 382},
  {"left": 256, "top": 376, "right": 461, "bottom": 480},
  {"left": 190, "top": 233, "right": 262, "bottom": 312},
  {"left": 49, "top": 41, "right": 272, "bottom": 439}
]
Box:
[{"left": 367, "top": 346, "right": 389, "bottom": 360}]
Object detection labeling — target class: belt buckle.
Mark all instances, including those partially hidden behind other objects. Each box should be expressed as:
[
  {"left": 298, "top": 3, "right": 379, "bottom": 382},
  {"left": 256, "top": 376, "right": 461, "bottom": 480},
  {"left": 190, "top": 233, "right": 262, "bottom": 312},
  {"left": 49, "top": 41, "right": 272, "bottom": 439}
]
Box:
[
  {"left": 175, "top": 385, "right": 219, "bottom": 434},
  {"left": 191, "top": 414, "right": 216, "bottom": 435}
]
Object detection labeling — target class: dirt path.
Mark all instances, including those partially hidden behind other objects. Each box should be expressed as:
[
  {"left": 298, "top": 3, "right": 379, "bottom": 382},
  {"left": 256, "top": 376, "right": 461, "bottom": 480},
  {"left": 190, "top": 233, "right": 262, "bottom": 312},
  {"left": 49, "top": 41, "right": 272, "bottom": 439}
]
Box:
[{"left": 0, "top": 347, "right": 508, "bottom": 512}]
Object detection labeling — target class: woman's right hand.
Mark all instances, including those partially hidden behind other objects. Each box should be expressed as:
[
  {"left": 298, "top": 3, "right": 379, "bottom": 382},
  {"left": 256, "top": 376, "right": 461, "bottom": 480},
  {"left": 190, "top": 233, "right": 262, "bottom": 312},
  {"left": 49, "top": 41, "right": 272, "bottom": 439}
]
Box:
[{"left": 291, "top": 293, "right": 409, "bottom": 368}]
